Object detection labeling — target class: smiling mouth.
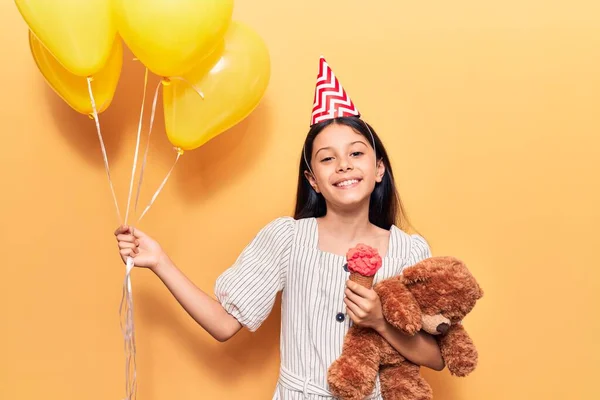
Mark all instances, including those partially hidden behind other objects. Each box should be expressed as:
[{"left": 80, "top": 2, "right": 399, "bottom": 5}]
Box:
[{"left": 334, "top": 179, "right": 361, "bottom": 188}]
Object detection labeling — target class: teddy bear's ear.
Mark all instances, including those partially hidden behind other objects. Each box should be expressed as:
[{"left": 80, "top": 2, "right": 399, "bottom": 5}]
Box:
[
  {"left": 477, "top": 285, "right": 484, "bottom": 299},
  {"left": 401, "top": 262, "right": 431, "bottom": 286}
]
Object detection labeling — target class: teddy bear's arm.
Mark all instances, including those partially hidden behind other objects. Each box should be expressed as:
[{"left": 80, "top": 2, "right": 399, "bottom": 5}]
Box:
[
  {"left": 375, "top": 278, "right": 422, "bottom": 335},
  {"left": 438, "top": 323, "right": 478, "bottom": 377}
]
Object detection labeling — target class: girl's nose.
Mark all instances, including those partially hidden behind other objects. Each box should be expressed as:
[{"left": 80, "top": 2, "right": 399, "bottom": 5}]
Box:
[{"left": 337, "top": 158, "right": 353, "bottom": 172}]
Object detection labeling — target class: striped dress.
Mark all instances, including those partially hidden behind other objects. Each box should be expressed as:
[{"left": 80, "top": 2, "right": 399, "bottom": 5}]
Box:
[{"left": 215, "top": 217, "right": 432, "bottom": 399}]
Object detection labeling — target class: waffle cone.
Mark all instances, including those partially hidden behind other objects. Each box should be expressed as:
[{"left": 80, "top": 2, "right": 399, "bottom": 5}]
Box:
[{"left": 349, "top": 273, "right": 374, "bottom": 289}]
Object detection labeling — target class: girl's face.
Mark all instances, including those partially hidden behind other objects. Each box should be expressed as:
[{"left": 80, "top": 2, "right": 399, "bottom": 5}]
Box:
[{"left": 306, "top": 123, "right": 385, "bottom": 210}]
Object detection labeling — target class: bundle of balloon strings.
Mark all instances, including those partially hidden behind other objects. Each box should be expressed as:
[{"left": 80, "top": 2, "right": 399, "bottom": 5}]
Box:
[{"left": 86, "top": 68, "right": 203, "bottom": 400}]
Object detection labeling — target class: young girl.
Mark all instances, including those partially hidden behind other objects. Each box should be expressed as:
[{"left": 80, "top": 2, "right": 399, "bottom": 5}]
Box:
[{"left": 115, "top": 57, "right": 444, "bottom": 399}]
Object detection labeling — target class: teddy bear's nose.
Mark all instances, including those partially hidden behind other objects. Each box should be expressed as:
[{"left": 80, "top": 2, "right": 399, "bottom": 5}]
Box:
[{"left": 437, "top": 322, "right": 450, "bottom": 334}]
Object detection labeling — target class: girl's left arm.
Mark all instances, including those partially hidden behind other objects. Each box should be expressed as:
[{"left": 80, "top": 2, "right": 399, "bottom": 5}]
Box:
[{"left": 376, "top": 320, "right": 444, "bottom": 370}]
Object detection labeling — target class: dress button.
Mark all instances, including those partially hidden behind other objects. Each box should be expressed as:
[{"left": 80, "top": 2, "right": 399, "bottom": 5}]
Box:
[
  {"left": 336, "top": 312, "right": 345, "bottom": 322},
  {"left": 343, "top": 263, "right": 349, "bottom": 272}
]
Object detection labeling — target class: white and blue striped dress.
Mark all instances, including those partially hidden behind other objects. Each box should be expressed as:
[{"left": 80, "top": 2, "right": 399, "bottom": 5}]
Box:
[{"left": 215, "top": 217, "right": 431, "bottom": 399}]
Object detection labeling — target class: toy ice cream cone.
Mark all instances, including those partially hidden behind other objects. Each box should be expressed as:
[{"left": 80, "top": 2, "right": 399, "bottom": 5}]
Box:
[
  {"left": 346, "top": 244, "right": 382, "bottom": 289},
  {"left": 349, "top": 272, "right": 375, "bottom": 289}
]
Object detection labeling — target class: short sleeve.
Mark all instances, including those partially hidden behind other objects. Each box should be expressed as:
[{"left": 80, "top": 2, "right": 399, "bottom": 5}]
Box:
[
  {"left": 214, "top": 217, "right": 295, "bottom": 332},
  {"left": 408, "top": 234, "right": 432, "bottom": 266}
]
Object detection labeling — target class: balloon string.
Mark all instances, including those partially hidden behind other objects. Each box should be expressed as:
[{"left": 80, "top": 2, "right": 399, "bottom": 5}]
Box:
[
  {"left": 129, "top": 76, "right": 203, "bottom": 221},
  {"left": 130, "top": 75, "right": 204, "bottom": 225},
  {"left": 119, "top": 67, "right": 150, "bottom": 400},
  {"left": 86, "top": 77, "right": 122, "bottom": 222},
  {"left": 119, "top": 80, "right": 183, "bottom": 400},
  {"left": 120, "top": 257, "right": 138, "bottom": 400},
  {"left": 117, "top": 73, "right": 201, "bottom": 400},
  {"left": 131, "top": 79, "right": 186, "bottom": 227},
  {"left": 88, "top": 71, "right": 192, "bottom": 400},
  {"left": 87, "top": 77, "right": 136, "bottom": 400},
  {"left": 125, "top": 68, "right": 149, "bottom": 224},
  {"left": 132, "top": 80, "right": 162, "bottom": 223},
  {"left": 137, "top": 149, "right": 182, "bottom": 222},
  {"left": 119, "top": 80, "right": 182, "bottom": 400}
]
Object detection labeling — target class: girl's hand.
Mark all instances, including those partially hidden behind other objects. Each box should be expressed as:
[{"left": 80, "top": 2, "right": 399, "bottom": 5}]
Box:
[
  {"left": 344, "top": 280, "right": 386, "bottom": 332},
  {"left": 114, "top": 225, "right": 166, "bottom": 270}
]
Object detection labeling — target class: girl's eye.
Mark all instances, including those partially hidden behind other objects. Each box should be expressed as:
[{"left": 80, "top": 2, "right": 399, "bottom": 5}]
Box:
[
  {"left": 320, "top": 157, "right": 333, "bottom": 162},
  {"left": 351, "top": 151, "right": 364, "bottom": 157}
]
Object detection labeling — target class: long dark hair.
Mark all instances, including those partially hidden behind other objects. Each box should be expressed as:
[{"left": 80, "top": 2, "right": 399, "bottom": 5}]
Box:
[{"left": 293, "top": 116, "right": 409, "bottom": 230}]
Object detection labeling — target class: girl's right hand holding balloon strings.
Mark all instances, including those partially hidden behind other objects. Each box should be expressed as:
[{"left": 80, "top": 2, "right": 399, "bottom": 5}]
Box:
[{"left": 114, "top": 225, "right": 166, "bottom": 271}]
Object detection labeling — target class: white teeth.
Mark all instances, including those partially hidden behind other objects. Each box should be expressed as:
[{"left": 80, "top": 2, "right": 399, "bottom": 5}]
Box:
[{"left": 335, "top": 179, "right": 359, "bottom": 187}]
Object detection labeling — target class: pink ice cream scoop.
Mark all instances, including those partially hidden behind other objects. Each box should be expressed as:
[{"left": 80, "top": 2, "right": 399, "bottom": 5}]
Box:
[{"left": 346, "top": 244, "right": 383, "bottom": 288}]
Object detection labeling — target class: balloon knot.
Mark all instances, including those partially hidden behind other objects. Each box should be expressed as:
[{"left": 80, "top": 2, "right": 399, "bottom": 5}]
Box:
[
  {"left": 161, "top": 78, "right": 171, "bottom": 86},
  {"left": 88, "top": 113, "right": 95, "bottom": 120},
  {"left": 175, "top": 147, "right": 184, "bottom": 156}
]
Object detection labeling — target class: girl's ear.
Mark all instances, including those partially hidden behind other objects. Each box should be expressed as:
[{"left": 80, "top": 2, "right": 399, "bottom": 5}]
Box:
[
  {"left": 376, "top": 158, "right": 386, "bottom": 183},
  {"left": 304, "top": 170, "right": 320, "bottom": 193}
]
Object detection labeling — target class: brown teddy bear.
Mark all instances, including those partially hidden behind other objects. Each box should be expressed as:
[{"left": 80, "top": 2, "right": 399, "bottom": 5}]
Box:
[{"left": 327, "top": 256, "right": 483, "bottom": 400}]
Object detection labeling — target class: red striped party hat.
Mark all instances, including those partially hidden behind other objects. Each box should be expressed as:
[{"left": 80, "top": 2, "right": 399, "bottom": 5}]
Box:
[{"left": 310, "top": 56, "right": 360, "bottom": 126}]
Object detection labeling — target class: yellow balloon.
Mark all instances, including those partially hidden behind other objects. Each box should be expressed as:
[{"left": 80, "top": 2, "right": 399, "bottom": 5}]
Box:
[
  {"left": 15, "top": 0, "right": 116, "bottom": 77},
  {"left": 113, "top": 0, "right": 234, "bottom": 78},
  {"left": 163, "top": 21, "right": 271, "bottom": 151},
  {"left": 29, "top": 31, "right": 123, "bottom": 115}
]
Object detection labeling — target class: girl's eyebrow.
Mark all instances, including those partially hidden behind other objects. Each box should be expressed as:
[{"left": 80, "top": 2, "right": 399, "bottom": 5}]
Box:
[
  {"left": 315, "top": 146, "right": 332, "bottom": 157},
  {"left": 315, "top": 140, "right": 368, "bottom": 156}
]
